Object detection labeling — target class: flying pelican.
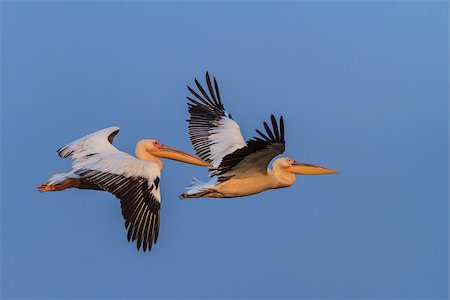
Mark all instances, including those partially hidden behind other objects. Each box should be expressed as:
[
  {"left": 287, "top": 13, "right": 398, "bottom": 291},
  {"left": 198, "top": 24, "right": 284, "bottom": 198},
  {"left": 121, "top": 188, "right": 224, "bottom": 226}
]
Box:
[
  {"left": 179, "top": 72, "right": 338, "bottom": 199},
  {"left": 38, "top": 127, "right": 210, "bottom": 251}
]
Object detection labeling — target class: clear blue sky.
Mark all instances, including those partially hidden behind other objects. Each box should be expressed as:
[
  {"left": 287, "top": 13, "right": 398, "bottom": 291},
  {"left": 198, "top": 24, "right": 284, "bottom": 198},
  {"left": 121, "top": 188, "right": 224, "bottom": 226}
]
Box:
[{"left": 1, "top": 1, "right": 448, "bottom": 299}]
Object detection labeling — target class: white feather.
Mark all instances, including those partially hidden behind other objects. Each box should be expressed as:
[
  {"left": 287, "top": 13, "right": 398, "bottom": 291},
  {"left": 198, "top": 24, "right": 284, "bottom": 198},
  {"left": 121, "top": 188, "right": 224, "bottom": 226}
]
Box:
[
  {"left": 208, "top": 116, "right": 246, "bottom": 167},
  {"left": 77, "top": 152, "right": 161, "bottom": 201},
  {"left": 58, "top": 127, "right": 119, "bottom": 158},
  {"left": 46, "top": 172, "right": 79, "bottom": 185},
  {"left": 57, "top": 126, "right": 161, "bottom": 202},
  {"left": 184, "top": 177, "right": 217, "bottom": 195}
]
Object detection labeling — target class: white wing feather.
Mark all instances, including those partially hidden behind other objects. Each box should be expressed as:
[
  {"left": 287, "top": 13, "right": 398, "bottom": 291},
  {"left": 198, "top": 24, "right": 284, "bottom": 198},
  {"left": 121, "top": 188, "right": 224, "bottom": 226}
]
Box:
[
  {"left": 208, "top": 116, "right": 246, "bottom": 167},
  {"left": 77, "top": 152, "right": 161, "bottom": 201},
  {"left": 57, "top": 126, "right": 120, "bottom": 168},
  {"left": 57, "top": 126, "right": 161, "bottom": 201},
  {"left": 186, "top": 73, "right": 247, "bottom": 169}
]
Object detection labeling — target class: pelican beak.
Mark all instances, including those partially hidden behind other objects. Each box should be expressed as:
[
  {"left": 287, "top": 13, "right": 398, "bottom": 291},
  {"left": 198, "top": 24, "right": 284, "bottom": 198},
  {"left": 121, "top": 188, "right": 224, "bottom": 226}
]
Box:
[
  {"left": 286, "top": 161, "right": 339, "bottom": 175},
  {"left": 152, "top": 145, "right": 212, "bottom": 167}
]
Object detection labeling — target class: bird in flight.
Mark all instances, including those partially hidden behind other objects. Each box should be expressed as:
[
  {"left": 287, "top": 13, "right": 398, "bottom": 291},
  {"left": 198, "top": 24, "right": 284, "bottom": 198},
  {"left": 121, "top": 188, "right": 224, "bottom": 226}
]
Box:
[
  {"left": 180, "top": 72, "right": 338, "bottom": 199},
  {"left": 38, "top": 127, "right": 210, "bottom": 251}
]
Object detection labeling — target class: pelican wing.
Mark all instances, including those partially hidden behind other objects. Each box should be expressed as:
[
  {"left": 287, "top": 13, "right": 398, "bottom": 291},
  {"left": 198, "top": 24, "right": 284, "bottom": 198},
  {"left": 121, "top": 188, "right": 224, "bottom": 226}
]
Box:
[
  {"left": 214, "top": 115, "right": 286, "bottom": 183},
  {"left": 75, "top": 152, "right": 162, "bottom": 252},
  {"left": 58, "top": 127, "right": 161, "bottom": 251},
  {"left": 187, "top": 72, "right": 246, "bottom": 168},
  {"left": 57, "top": 126, "right": 121, "bottom": 170}
]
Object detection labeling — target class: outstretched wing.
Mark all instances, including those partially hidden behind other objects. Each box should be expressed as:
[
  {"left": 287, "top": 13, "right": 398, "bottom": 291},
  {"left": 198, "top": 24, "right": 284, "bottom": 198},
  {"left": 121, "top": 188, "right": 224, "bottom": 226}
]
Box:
[
  {"left": 186, "top": 72, "right": 246, "bottom": 168},
  {"left": 58, "top": 127, "right": 161, "bottom": 252},
  {"left": 57, "top": 126, "right": 121, "bottom": 170},
  {"left": 75, "top": 153, "right": 162, "bottom": 252},
  {"left": 214, "top": 115, "right": 286, "bottom": 183}
]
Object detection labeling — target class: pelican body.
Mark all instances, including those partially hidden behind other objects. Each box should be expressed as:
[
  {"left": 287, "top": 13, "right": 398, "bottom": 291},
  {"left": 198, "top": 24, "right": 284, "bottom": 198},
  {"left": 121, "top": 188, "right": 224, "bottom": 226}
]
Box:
[
  {"left": 183, "top": 158, "right": 336, "bottom": 198},
  {"left": 39, "top": 127, "right": 210, "bottom": 251},
  {"left": 180, "top": 73, "right": 338, "bottom": 199}
]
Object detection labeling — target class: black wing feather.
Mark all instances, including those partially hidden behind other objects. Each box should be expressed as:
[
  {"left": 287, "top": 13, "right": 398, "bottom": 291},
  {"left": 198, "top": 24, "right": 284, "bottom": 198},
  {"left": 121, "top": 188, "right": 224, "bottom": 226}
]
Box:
[
  {"left": 107, "top": 129, "right": 119, "bottom": 144},
  {"left": 195, "top": 78, "right": 214, "bottom": 104},
  {"left": 213, "top": 77, "right": 222, "bottom": 104},
  {"left": 255, "top": 129, "right": 271, "bottom": 141},
  {"left": 206, "top": 72, "right": 219, "bottom": 106},
  {"left": 214, "top": 115, "right": 286, "bottom": 182},
  {"left": 263, "top": 122, "right": 276, "bottom": 141},
  {"left": 76, "top": 169, "right": 160, "bottom": 252},
  {"left": 57, "top": 128, "right": 120, "bottom": 158},
  {"left": 271, "top": 115, "right": 280, "bottom": 141},
  {"left": 186, "top": 72, "right": 231, "bottom": 164}
]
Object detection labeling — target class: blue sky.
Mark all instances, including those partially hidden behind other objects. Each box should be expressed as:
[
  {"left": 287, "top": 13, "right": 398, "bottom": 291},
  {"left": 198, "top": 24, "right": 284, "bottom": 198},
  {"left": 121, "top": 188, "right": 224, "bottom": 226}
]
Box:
[{"left": 1, "top": 1, "right": 448, "bottom": 299}]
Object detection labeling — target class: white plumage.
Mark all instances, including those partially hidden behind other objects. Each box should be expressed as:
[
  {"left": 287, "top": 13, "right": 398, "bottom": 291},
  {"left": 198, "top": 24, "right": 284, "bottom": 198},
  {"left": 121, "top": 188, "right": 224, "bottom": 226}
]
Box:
[
  {"left": 50, "top": 127, "right": 162, "bottom": 201},
  {"left": 207, "top": 116, "right": 246, "bottom": 168},
  {"left": 184, "top": 177, "right": 217, "bottom": 196},
  {"left": 51, "top": 127, "right": 161, "bottom": 251},
  {"left": 40, "top": 126, "right": 211, "bottom": 251}
]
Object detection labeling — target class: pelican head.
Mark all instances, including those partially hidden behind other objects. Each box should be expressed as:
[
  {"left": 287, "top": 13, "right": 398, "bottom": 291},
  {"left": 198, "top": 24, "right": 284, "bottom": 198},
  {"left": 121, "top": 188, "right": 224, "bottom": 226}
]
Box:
[
  {"left": 276, "top": 157, "right": 339, "bottom": 175},
  {"left": 136, "top": 139, "right": 211, "bottom": 167}
]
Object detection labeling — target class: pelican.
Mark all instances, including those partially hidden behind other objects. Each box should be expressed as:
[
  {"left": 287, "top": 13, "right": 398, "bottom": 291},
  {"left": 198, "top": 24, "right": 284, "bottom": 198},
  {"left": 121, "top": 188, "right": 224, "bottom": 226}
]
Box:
[
  {"left": 38, "top": 127, "right": 210, "bottom": 251},
  {"left": 180, "top": 72, "right": 338, "bottom": 199}
]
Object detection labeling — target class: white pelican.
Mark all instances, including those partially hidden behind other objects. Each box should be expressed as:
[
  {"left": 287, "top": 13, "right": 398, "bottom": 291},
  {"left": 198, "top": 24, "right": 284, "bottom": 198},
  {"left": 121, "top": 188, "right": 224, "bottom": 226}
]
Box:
[
  {"left": 38, "top": 127, "right": 210, "bottom": 251},
  {"left": 180, "top": 72, "right": 339, "bottom": 199}
]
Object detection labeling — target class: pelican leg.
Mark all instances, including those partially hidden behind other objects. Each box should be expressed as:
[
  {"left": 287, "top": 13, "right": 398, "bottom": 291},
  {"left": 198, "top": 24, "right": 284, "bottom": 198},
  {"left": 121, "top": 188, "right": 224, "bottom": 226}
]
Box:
[
  {"left": 38, "top": 178, "right": 81, "bottom": 192},
  {"left": 179, "top": 189, "right": 217, "bottom": 199}
]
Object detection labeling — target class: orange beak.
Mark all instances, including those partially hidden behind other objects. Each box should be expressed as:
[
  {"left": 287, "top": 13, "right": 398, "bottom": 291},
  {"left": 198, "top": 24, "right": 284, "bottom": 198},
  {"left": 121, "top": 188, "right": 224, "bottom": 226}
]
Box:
[
  {"left": 151, "top": 145, "right": 212, "bottom": 167},
  {"left": 286, "top": 161, "right": 339, "bottom": 175}
]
